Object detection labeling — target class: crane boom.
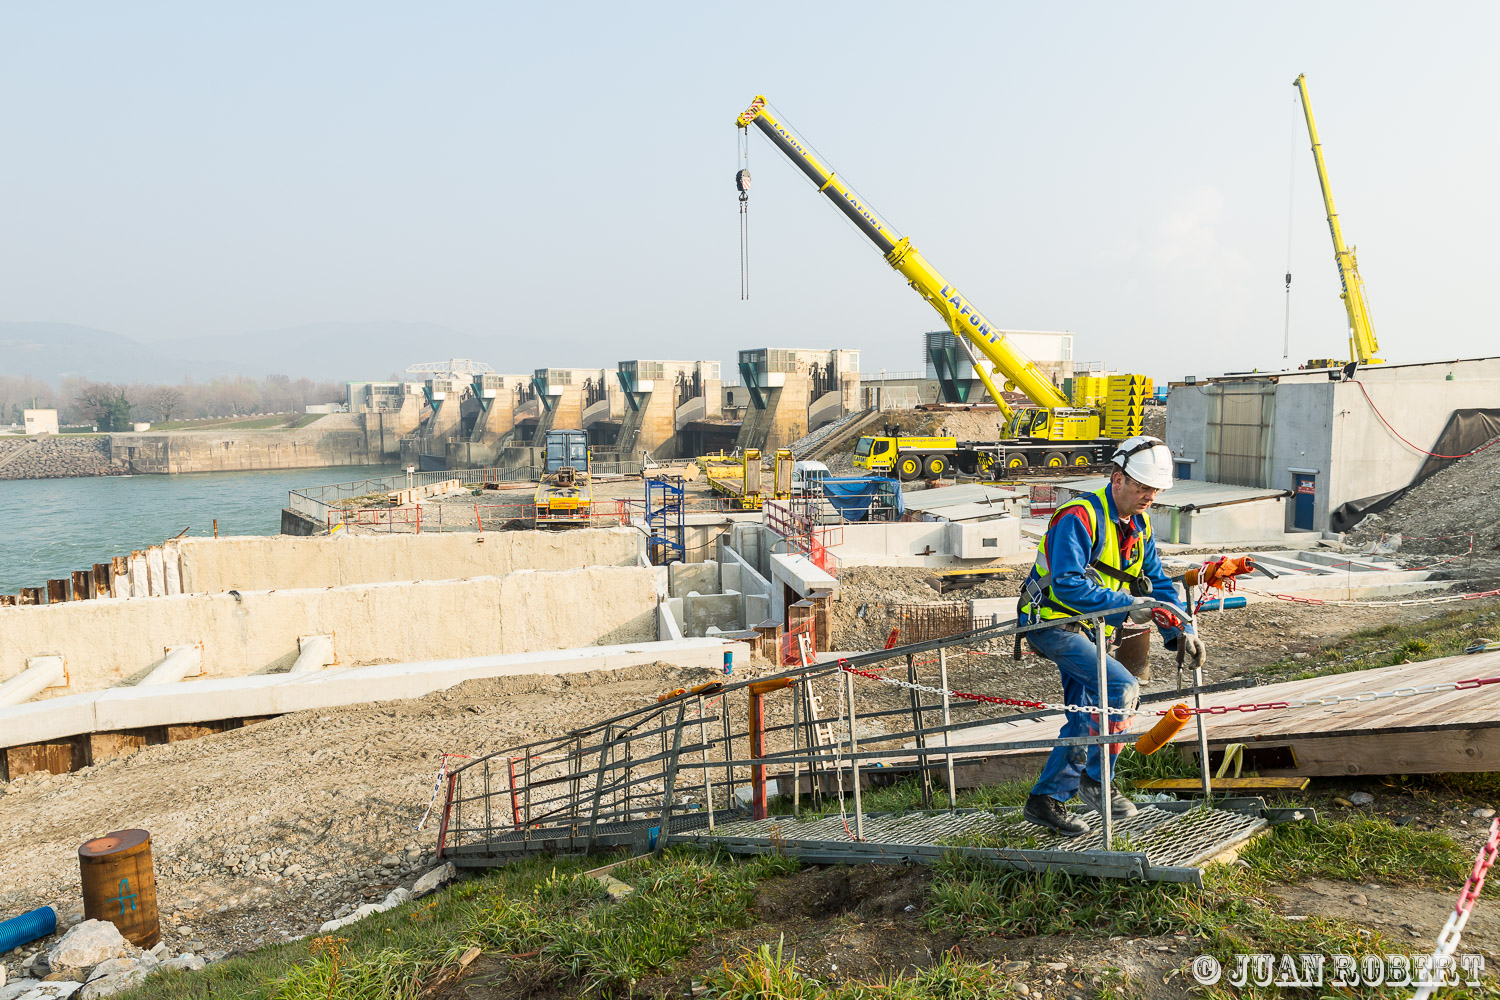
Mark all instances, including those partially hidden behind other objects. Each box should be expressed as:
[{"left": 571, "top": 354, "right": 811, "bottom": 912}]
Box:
[
  {"left": 736, "top": 96, "right": 1070, "bottom": 418},
  {"left": 1293, "top": 73, "right": 1383, "bottom": 365}
]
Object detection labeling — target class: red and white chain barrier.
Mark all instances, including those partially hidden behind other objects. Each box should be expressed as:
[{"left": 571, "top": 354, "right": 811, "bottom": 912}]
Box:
[
  {"left": 1412, "top": 818, "right": 1500, "bottom": 999},
  {"left": 837, "top": 661, "right": 1500, "bottom": 720},
  {"left": 838, "top": 661, "right": 1134, "bottom": 717},
  {"left": 1243, "top": 587, "right": 1500, "bottom": 608},
  {"left": 416, "top": 752, "right": 472, "bottom": 831},
  {"left": 1168, "top": 674, "right": 1500, "bottom": 718}
]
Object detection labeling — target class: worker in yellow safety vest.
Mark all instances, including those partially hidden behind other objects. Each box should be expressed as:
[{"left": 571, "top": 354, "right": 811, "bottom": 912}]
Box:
[{"left": 1017, "top": 436, "right": 1206, "bottom": 836}]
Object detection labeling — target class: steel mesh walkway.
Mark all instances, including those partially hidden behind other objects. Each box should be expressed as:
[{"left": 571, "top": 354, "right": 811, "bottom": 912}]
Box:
[
  {"left": 435, "top": 606, "right": 1308, "bottom": 886},
  {"left": 671, "top": 804, "right": 1269, "bottom": 886}
]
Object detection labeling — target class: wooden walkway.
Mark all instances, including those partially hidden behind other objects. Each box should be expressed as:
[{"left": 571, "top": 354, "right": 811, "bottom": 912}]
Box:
[{"left": 924, "top": 650, "right": 1500, "bottom": 781}]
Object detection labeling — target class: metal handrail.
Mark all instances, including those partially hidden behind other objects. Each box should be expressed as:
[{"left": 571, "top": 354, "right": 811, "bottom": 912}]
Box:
[{"left": 437, "top": 600, "right": 1198, "bottom": 864}]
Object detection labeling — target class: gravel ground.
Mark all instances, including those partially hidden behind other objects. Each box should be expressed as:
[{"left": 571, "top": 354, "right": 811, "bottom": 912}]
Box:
[{"left": 0, "top": 661, "right": 723, "bottom": 962}]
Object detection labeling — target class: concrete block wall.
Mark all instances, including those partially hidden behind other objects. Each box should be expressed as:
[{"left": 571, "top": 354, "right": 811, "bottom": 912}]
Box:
[
  {"left": 0, "top": 565, "right": 659, "bottom": 698},
  {"left": 173, "top": 528, "right": 642, "bottom": 593},
  {"left": 110, "top": 413, "right": 394, "bottom": 473},
  {"left": 821, "top": 521, "right": 1028, "bottom": 568},
  {"left": 1168, "top": 357, "right": 1500, "bottom": 531}
]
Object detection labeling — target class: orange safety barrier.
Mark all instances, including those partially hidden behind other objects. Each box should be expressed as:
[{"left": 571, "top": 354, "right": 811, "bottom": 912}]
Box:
[{"left": 1134, "top": 704, "right": 1192, "bottom": 756}]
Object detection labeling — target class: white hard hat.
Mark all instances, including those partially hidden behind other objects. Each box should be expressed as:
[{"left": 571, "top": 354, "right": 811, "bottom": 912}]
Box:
[{"left": 1111, "top": 435, "right": 1173, "bottom": 490}]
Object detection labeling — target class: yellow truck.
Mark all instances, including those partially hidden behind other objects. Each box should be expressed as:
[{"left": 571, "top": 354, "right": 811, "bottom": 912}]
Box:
[{"left": 855, "top": 431, "right": 1109, "bottom": 480}]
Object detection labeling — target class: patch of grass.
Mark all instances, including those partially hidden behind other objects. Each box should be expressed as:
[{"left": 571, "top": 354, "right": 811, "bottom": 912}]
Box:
[
  {"left": 1259, "top": 603, "right": 1500, "bottom": 681},
  {"left": 1113, "top": 743, "right": 1198, "bottom": 791},
  {"left": 701, "top": 938, "right": 1016, "bottom": 999},
  {"left": 118, "top": 849, "right": 799, "bottom": 1000},
  {"left": 767, "top": 776, "right": 1034, "bottom": 820},
  {"left": 148, "top": 414, "right": 320, "bottom": 432},
  {"left": 924, "top": 851, "right": 1487, "bottom": 999},
  {"left": 1238, "top": 817, "right": 1468, "bottom": 885}
]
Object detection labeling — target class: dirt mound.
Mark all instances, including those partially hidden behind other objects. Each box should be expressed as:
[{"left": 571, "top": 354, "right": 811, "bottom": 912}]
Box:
[
  {"left": 829, "top": 565, "right": 1024, "bottom": 651},
  {"left": 1345, "top": 438, "right": 1500, "bottom": 567},
  {"left": 0, "top": 660, "right": 723, "bottom": 961}
]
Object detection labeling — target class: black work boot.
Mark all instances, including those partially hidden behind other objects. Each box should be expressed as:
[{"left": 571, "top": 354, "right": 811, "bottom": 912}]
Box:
[
  {"left": 1078, "top": 773, "right": 1139, "bottom": 818},
  {"left": 1023, "top": 794, "right": 1091, "bottom": 837}
]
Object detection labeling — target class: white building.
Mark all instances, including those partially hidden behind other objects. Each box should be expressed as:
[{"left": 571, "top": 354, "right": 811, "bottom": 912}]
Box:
[{"left": 23, "top": 409, "right": 59, "bottom": 435}]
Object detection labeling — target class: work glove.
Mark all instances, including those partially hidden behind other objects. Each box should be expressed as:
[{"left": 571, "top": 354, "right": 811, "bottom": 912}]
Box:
[
  {"left": 1180, "top": 632, "right": 1207, "bottom": 670},
  {"left": 1126, "top": 596, "right": 1154, "bottom": 624}
]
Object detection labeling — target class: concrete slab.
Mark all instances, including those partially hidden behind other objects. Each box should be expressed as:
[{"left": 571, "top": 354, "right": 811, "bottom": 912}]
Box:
[{"left": 0, "top": 638, "right": 750, "bottom": 749}]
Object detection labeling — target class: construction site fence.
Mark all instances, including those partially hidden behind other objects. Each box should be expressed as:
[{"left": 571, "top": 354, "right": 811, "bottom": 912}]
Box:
[
  {"left": 434, "top": 599, "right": 1190, "bottom": 868},
  {"left": 329, "top": 499, "right": 632, "bottom": 534}
]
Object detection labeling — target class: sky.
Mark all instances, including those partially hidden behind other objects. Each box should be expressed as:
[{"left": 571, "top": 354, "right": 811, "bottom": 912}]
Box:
[{"left": 1, "top": 1, "right": 1496, "bottom": 383}]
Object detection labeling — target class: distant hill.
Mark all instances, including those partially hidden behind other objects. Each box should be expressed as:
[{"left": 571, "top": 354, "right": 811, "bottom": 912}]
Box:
[
  {"left": 148, "top": 322, "right": 482, "bottom": 382},
  {"left": 0, "top": 322, "right": 241, "bottom": 384},
  {"left": 0, "top": 321, "right": 489, "bottom": 385}
]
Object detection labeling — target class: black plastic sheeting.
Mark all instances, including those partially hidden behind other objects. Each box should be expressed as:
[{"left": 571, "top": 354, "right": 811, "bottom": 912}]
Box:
[{"left": 1331, "top": 408, "right": 1500, "bottom": 533}]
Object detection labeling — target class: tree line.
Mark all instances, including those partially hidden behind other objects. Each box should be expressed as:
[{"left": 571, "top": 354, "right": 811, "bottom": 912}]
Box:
[{"left": 1, "top": 374, "right": 343, "bottom": 432}]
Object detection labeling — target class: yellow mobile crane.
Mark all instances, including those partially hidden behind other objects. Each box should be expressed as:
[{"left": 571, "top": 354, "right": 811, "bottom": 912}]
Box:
[
  {"left": 736, "top": 96, "right": 1150, "bottom": 477},
  {"left": 1294, "top": 73, "right": 1383, "bottom": 366}
]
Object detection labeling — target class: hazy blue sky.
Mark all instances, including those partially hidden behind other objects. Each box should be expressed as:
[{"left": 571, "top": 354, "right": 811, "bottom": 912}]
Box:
[{"left": 2, "top": 2, "right": 1495, "bottom": 381}]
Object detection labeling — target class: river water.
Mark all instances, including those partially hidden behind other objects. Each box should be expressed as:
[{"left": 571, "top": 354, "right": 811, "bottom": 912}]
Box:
[{"left": 1, "top": 465, "right": 399, "bottom": 594}]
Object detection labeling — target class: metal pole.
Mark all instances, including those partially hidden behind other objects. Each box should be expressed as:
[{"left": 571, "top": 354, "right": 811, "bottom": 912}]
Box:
[
  {"left": 722, "top": 705, "right": 735, "bottom": 805},
  {"left": 938, "top": 647, "right": 956, "bottom": 811},
  {"left": 908, "top": 653, "right": 933, "bottom": 809},
  {"left": 483, "top": 762, "right": 492, "bottom": 848},
  {"left": 791, "top": 681, "right": 802, "bottom": 817},
  {"left": 1195, "top": 655, "right": 1213, "bottom": 803},
  {"left": 1094, "top": 619, "right": 1113, "bottom": 848},
  {"left": 699, "top": 696, "right": 714, "bottom": 831},
  {"left": 844, "top": 666, "right": 864, "bottom": 841}
]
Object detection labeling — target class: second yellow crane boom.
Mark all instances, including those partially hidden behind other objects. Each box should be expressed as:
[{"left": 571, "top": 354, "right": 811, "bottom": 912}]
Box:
[{"left": 1294, "top": 73, "right": 1383, "bottom": 365}]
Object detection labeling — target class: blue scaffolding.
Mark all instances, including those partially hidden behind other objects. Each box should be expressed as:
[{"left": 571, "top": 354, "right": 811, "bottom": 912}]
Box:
[{"left": 645, "top": 476, "right": 685, "bottom": 565}]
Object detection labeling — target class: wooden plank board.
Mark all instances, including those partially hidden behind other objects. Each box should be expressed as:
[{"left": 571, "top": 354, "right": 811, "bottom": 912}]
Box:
[
  {"left": 894, "top": 651, "right": 1500, "bottom": 779},
  {"left": 1137, "top": 777, "right": 1309, "bottom": 794}
]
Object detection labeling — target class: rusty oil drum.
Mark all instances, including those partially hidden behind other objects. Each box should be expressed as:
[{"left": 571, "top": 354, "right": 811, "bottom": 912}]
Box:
[{"left": 79, "top": 828, "right": 160, "bottom": 947}]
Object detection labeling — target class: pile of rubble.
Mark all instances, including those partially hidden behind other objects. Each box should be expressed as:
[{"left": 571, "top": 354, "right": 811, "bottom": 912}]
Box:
[
  {"left": 3, "top": 919, "right": 203, "bottom": 999},
  {"left": 1346, "top": 438, "right": 1500, "bottom": 577}
]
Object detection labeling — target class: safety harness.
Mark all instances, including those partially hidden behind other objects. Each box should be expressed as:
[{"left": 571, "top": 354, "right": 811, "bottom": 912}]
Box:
[{"left": 1013, "top": 486, "right": 1153, "bottom": 660}]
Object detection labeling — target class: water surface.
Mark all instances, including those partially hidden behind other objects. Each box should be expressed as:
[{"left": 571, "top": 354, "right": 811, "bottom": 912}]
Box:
[{"left": 2, "top": 465, "right": 398, "bottom": 594}]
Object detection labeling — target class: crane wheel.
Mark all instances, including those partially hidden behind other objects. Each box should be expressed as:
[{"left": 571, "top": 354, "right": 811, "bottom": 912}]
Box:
[
  {"left": 1043, "top": 451, "right": 1068, "bottom": 468},
  {"left": 1005, "top": 454, "right": 1028, "bottom": 469},
  {"left": 897, "top": 456, "right": 922, "bottom": 481},
  {"left": 1069, "top": 452, "right": 1092, "bottom": 466},
  {"left": 922, "top": 455, "right": 947, "bottom": 479},
  {"left": 956, "top": 456, "right": 979, "bottom": 476}
]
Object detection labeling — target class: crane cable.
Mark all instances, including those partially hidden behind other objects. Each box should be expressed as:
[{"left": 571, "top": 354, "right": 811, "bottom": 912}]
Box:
[
  {"left": 1283, "top": 92, "right": 1298, "bottom": 366},
  {"left": 737, "top": 128, "right": 752, "bottom": 300}
]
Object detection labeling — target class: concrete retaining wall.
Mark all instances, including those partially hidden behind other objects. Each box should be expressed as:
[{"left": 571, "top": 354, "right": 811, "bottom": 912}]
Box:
[
  {"left": 111, "top": 413, "right": 394, "bottom": 473},
  {"left": 1, "top": 565, "right": 657, "bottom": 698},
  {"left": 177, "top": 528, "right": 642, "bottom": 593}
]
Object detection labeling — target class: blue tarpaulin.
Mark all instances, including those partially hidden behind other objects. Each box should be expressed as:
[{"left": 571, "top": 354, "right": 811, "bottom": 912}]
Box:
[{"left": 820, "top": 477, "right": 903, "bottom": 522}]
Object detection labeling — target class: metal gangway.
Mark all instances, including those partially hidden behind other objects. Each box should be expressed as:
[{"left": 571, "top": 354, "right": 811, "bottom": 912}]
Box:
[{"left": 433, "top": 602, "right": 1310, "bottom": 887}]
